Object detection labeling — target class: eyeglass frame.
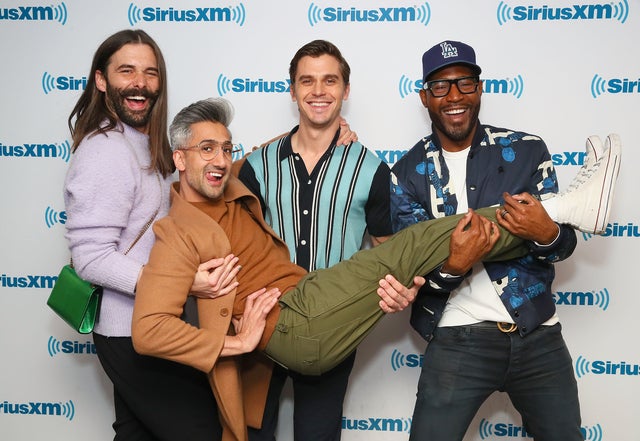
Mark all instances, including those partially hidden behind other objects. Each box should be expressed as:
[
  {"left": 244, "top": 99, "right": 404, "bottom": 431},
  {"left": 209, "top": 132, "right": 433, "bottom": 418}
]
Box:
[
  {"left": 177, "top": 139, "right": 241, "bottom": 161},
  {"left": 422, "top": 76, "right": 480, "bottom": 98}
]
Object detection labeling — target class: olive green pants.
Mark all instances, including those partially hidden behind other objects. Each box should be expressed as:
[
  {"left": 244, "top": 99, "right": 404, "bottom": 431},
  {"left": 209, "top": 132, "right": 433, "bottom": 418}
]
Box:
[{"left": 264, "top": 208, "right": 527, "bottom": 375}]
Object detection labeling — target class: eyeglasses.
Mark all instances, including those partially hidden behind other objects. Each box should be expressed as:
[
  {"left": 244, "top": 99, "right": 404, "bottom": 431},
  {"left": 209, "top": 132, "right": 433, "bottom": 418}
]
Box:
[
  {"left": 178, "top": 139, "right": 240, "bottom": 161},
  {"left": 423, "top": 76, "right": 480, "bottom": 98}
]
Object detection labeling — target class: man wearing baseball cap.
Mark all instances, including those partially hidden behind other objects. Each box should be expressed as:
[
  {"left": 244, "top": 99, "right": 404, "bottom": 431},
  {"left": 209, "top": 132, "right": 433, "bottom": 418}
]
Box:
[{"left": 390, "top": 40, "right": 584, "bottom": 440}]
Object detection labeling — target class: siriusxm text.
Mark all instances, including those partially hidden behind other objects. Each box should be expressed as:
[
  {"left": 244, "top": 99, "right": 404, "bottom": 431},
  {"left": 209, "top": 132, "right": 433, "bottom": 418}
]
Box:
[
  {"left": 1, "top": 143, "right": 59, "bottom": 158},
  {"left": 1, "top": 274, "right": 57, "bottom": 289},
  {"left": 231, "top": 78, "right": 290, "bottom": 93},
  {"left": 58, "top": 340, "right": 97, "bottom": 355},
  {"left": 321, "top": 6, "right": 418, "bottom": 22},
  {"left": 140, "top": 7, "right": 231, "bottom": 22},
  {"left": 603, "top": 78, "right": 640, "bottom": 94},
  {"left": 486, "top": 422, "right": 597, "bottom": 438},
  {"left": 591, "top": 360, "right": 640, "bottom": 376},
  {"left": 512, "top": 4, "right": 614, "bottom": 21},
  {"left": 600, "top": 223, "right": 640, "bottom": 237},
  {"left": 1, "top": 6, "right": 54, "bottom": 20},
  {"left": 551, "top": 151, "right": 587, "bottom": 166},
  {"left": 342, "top": 417, "right": 410, "bottom": 432},
  {"left": 554, "top": 291, "right": 598, "bottom": 306},
  {"left": 0, "top": 401, "right": 64, "bottom": 415}
]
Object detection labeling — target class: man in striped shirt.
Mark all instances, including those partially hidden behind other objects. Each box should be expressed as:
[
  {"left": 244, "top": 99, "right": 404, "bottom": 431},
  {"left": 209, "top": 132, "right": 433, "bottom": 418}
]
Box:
[{"left": 237, "top": 40, "right": 424, "bottom": 441}]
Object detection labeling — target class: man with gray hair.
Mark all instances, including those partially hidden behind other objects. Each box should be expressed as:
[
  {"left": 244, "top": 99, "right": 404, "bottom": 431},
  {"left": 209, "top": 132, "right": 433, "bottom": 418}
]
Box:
[{"left": 131, "top": 96, "right": 620, "bottom": 441}]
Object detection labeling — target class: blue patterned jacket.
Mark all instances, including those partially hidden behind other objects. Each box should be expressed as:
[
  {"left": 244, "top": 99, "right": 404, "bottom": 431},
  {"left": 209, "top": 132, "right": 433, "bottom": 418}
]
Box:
[{"left": 390, "top": 123, "right": 577, "bottom": 340}]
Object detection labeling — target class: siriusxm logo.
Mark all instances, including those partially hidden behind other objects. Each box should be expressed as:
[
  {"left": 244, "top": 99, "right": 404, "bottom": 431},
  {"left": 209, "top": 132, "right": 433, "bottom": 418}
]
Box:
[
  {"left": 479, "top": 419, "right": 534, "bottom": 438},
  {"left": 591, "top": 74, "right": 640, "bottom": 98},
  {"left": 375, "top": 148, "right": 407, "bottom": 165},
  {"left": 233, "top": 144, "right": 247, "bottom": 161},
  {"left": 581, "top": 222, "right": 640, "bottom": 241},
  {"left": 551, "top": 151, "right": 587, "bottom": 166},
  {"left": 398, "top": 75, "right": 524, "bottom": 99},
  {"left": 45, "top": 206, "right": 67, "bottom": 228},
  {"left": 48, "top": 336, "right": 97, "bottom": 357},
  {"left": 0, "top": 140, "right": 71, "bottom": 162},
  {"left": 479, "top": 419, "right": 604, "bottom": 440},
  {"left": 575, "top": 355, "right": 640, "bottom": 378},
  {"left": 553, "top": 288, "right": 610, "bottom": 310},
  {"left": 496, "top": 0, "right": 629, "bottom": 25},
  {"left": 128, "top": 3, "right": 245, "bottom": 26},
  {"left": 217, "top": 74, "right": 291, "bottom": 96},
  {"left": 390, "top": 349, "right": 423, "bottom": 371},
  {"left": 1, "top": 273, "right": 57, "bottom": 289},
  {"left": 0, "top": 2, "right": 68, "bottom": 24},
  {"left": 42, "top": 72, "right": 86, "bottom": 94},
  {"left": 0, "top": 399, "right": 75, "bottom": 420},
  {"left": 308, "top": 2, "right": 430, "bottom": 26},
  {"left": 342, "top": 416, "right": 412, "bottom": 433}
]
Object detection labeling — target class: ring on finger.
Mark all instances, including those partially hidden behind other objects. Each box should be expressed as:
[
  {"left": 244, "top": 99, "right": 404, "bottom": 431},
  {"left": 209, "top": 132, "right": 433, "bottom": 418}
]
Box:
[{"left": 500, "top": 209, "right": 509, "bottom": 218}]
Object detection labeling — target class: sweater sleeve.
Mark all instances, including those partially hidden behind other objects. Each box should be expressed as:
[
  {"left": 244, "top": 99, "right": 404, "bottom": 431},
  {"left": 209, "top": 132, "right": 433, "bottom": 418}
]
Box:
[{"left": 63, "top": 132, "right": 145, "bottom": 294}]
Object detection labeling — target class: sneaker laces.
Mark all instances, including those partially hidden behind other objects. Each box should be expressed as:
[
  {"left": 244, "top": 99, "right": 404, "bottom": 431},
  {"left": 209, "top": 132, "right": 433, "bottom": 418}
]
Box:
[{"left": 560, "top": 158, "right": 602, "bottom": 195}]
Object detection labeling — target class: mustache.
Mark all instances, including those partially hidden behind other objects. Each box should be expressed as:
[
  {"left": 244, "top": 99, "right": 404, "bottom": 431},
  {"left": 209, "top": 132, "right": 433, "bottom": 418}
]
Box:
[
  {"left": 205, "top": 165, "right": 227, "bottom": 173},
  {"left": 118, "top": 87, "right": 159, "bottom": 99}
]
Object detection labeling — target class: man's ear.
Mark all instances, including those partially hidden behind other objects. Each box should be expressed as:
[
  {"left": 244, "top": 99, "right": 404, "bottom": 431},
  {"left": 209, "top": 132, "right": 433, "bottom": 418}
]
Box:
[
  {"left": 173, "top": 150, "right": 186, "bottom": 171},
  {"left": 95, "top": 70, "right": 107, "bottom": 92},
  {"left": 343, "top": 83, "right": 350, "bottom": 100},
  {"left": 419, "top": 89, "right": 429, "bottom": 108}
]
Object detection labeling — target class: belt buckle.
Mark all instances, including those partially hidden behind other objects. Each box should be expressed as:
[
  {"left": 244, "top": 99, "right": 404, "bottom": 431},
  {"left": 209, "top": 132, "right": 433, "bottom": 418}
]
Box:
[{"left": 497, "top": 322, "right": 517, "bottom": 333}]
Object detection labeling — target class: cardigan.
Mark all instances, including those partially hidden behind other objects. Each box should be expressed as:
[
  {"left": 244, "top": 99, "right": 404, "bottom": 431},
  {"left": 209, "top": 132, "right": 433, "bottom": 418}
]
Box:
[{"left": 64, "top": 122, "right": 173, "bottom": 336}]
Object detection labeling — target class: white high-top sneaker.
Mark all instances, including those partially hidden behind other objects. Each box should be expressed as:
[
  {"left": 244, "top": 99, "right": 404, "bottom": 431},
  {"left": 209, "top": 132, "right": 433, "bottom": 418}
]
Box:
[
  {"left": 554, "top": 134, "right": 621, "bottom": 234},
  {"left": 584, "top": 135, "right": 604, "bottom": 170},
  {"left": 566, "top": 135, "right": 605, "bottom": 192}
]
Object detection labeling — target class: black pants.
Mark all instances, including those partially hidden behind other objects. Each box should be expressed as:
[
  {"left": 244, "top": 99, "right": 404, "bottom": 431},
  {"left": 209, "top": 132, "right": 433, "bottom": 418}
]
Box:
[
  {"left": 248, "top": 351, "right": 356, "bottom": 441},
  {"left": 94, "top": 333, "right": 222, "bottom": 441}
]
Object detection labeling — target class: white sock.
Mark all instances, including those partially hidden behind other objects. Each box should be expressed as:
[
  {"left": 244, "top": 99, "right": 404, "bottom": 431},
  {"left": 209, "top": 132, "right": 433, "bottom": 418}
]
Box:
[{"left": 541, "top": 196, "right": 558, "bottom": 221}]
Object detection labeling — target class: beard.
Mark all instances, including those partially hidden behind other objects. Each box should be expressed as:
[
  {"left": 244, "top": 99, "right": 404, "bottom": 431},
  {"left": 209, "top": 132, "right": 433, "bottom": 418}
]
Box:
[
  {"left": 428, "top": 102, "right": 481, "bottom": 144},
  {"left": 184, "top": 166, "right": 227, "bottom": 202},
  {"left": 105, "top": 83, "right": 159, "bottom": 129}
]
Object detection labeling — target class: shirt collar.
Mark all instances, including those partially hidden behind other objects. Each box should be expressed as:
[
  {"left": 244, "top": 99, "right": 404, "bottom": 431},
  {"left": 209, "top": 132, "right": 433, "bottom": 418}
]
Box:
[{"left": 278, "top": 125, "right": 341, "bottom": 161}]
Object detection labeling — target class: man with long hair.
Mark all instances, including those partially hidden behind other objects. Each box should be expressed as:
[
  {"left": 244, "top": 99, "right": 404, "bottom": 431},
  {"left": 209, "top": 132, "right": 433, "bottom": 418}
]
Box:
[{"left": 64, "top": 29, "right": 222, "bottom": 440}]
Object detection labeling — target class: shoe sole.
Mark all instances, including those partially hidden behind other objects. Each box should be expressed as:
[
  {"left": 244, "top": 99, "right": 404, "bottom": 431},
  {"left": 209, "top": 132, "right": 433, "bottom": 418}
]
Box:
[{"left": 592, "top": 134, "right": 621, "bottom": 234}]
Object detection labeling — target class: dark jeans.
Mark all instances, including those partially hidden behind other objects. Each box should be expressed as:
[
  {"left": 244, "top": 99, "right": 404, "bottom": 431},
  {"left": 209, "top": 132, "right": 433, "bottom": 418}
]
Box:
[
  {"left": 94, "top": 334, "right": 222, "bottom": 441},
  {"left": 248, "top": 351, "right": 355, "bottom": 441},
  {"left": 409, "top": 323, "right": 582, "bottom": 441}
]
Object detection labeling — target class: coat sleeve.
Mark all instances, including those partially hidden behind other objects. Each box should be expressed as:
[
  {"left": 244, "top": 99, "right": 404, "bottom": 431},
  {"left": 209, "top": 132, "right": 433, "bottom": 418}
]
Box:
[{"left": 131, "top": 217, "right": 232, "bottom": 373}]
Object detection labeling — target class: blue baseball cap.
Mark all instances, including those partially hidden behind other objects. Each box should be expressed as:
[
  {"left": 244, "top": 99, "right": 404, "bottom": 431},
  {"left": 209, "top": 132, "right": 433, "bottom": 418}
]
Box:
[{"left": 422, "top": 40, "right": 482, "bottom": 81}]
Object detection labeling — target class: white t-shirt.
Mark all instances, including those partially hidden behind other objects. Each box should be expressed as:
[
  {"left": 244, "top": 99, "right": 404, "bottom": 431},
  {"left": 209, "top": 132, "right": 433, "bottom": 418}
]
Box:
[{"left": 437, "top": 147, "right": 558, "bottom": 327}]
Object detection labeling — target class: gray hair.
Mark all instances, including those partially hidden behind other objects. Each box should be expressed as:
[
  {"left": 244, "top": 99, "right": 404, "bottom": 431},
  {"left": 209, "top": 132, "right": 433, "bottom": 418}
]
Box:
[{"left": 169, "top": 97, "right": 234, "bottom": 150}]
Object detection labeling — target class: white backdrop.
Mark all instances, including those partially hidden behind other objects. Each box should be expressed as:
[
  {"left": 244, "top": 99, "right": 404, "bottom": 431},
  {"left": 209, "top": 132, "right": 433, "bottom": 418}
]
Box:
[{"left": 1, "top": 1, "right": 638, "bottom": 440}]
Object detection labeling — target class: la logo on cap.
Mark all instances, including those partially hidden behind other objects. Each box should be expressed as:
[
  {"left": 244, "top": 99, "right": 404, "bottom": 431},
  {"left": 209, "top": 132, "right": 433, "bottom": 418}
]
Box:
[{"left": 440, "top": 42, "right": 459, "bottom": 59}]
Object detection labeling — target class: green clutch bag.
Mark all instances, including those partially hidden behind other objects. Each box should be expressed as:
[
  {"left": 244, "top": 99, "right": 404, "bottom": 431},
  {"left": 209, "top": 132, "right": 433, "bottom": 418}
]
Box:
[{"left": 47, "top": 264, "right": 102, "bottom": 334}]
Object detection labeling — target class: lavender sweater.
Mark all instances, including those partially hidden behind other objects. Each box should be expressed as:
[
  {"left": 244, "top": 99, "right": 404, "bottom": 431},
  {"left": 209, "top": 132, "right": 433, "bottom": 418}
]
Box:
[{"left": 64, "top": 123, "right": 173, "bottom": 336}]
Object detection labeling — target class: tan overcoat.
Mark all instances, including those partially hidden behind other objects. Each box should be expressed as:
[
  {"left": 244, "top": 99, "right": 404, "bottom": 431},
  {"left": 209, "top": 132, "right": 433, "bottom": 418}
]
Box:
[{"left": 132, "top": 177, "right": 290, "bottom": 441}]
